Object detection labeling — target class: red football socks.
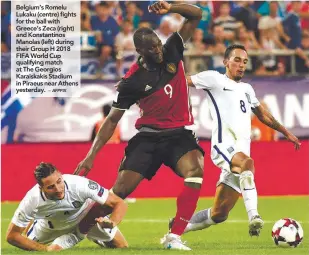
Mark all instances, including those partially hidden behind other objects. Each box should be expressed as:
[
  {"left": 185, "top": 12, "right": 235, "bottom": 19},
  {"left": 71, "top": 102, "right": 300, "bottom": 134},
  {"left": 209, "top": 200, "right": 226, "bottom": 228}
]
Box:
[{"left": 171, "top": 185, "right": 201, "bottom": 236}]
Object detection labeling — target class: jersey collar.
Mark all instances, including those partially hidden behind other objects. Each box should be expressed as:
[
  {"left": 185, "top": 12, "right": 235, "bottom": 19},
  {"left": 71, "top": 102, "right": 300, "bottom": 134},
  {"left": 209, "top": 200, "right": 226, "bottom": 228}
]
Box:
[
  {"left": 137, "top": 56, "right": 160, "bottom": 72},
  {"left": 225, "top": 74, "right": 242, "bottom": 83}
]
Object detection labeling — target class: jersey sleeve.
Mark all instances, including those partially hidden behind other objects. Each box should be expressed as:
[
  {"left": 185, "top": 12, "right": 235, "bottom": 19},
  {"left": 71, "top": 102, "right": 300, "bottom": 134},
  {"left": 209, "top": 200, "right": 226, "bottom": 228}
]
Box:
[
  {"left": 164, "top": 32, "right": 185, "bottom": 59},
  {"left": 11, "top": 192, "right": 37, "bottom": 228},
  {"left": 112, "top": 78, "right": 139, "bottom": 110},
  {"left": 190, "top": 70, "right": 218, "bottom": 90},
  {"left": 248, "top": 85, "right": 260, "bottom": 108},
  {"left": 77, "top": 177, "right": 110, "bottom": 205}
]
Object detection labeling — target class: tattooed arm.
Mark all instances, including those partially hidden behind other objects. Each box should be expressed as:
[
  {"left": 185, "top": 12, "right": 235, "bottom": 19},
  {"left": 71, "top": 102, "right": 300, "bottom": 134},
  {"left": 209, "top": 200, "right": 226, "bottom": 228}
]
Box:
[{"left": 252, "top": 104, "right": 301, "bottom": 150}]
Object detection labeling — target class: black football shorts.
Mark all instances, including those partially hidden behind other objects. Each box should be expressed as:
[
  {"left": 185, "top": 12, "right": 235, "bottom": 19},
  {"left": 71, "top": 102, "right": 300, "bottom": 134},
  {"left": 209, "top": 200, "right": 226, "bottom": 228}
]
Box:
[{"left": 118, "top": 128, "right": 205, "bottom": 180}]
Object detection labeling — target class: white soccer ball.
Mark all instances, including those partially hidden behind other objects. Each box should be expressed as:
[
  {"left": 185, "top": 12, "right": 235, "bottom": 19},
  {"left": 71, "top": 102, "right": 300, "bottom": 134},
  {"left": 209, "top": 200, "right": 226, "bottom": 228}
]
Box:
[{"left": 272, "top": 218, "right": 304, "bottom": 248}]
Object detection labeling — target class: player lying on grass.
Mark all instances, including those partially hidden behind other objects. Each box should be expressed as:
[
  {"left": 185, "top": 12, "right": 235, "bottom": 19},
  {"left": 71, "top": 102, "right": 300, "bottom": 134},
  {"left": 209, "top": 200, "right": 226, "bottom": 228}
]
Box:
[
  {"left": 6, "top": 162, "right": 128, "bottom": 251},
  {"left": 169, "top": 44, "right": 301, "bottom": 236},
  {"left": 75, "top": 1, "right": 203, "bottom": 251}
]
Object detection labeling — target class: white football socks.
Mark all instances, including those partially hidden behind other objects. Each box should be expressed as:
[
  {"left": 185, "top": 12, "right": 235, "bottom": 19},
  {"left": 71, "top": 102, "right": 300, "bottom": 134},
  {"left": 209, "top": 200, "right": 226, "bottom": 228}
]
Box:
[
  {"left": 239, "top": 170, "right": 259, "bottom": 220},
  {"left": 184, "top": 170, "right": 259, "bottom": 232},
  {"left": 184, "top": 208, "right": 216, "bottom": 233}
]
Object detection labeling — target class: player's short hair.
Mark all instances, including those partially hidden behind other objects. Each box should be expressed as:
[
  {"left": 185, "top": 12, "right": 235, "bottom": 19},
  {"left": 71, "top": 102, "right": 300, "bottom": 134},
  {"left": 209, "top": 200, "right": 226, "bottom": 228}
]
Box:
[
  {"left": 224, "top": 44, "right": 247, "bottom": 59},
  {"left": 34, "top": 162, "right": 58, "bottom": 185},
  {"left": 133, "top": 27, "right": 155, "bottom": 48}
]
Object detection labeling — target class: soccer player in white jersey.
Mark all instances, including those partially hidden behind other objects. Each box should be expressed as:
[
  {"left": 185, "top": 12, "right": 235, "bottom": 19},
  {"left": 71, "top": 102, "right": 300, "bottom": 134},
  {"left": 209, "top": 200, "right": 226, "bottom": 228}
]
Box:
[
  {"left": 169, "top": 44, "right": 301, "bottom": 236},
  {"left": 6, "top": 162, "right": 128, "bottom": 251}
]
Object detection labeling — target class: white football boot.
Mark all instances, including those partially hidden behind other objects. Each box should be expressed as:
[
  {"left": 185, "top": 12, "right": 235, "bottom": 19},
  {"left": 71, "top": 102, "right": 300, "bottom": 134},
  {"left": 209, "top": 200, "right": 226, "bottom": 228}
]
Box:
[
  {"left": 160, "top": 233, "right": 191, "bottom": 250},
  {"left": 249, "top": 215, "right": 264, "bottom": 236}
]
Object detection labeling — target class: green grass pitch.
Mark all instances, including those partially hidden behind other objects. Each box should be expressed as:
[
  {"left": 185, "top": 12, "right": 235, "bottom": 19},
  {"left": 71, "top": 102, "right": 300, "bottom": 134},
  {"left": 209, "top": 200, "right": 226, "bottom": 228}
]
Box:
[{"left": 1, "top": 196, "right": 308, "bottom": 255}]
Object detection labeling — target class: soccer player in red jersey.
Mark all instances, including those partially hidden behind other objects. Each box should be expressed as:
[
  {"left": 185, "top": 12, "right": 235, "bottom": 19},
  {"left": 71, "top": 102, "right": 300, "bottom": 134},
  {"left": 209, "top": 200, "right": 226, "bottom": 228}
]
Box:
[{"left": 75, "top": 1, "right": 203, "bottom": 250}]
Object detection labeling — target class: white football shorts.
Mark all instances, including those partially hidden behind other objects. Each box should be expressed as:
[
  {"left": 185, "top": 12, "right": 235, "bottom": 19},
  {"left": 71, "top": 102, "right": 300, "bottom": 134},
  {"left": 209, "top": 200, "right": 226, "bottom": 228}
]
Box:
[
  {"left": 211, "top": 139, "right": 251, "bottom": 193},
  {"left": 26, "top": 202, "right": 118, "bottom": 248}
]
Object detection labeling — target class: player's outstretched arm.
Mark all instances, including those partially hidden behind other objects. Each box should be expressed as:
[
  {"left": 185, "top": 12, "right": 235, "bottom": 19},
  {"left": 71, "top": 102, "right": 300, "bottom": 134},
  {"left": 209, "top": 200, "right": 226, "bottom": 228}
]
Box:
[
  {"left": 95, "top": 193, "right": 128, "bottom": 229},
  {"left": 74, "top": 108, "right": 125, "bottom": 176},
  {"left": 252, "top": 105, "right": 301, "bottom": 150},
  {"left": 6, "top": 223, "right": 58, "bottom": 251},
  {"left": 148, "top": 1, "right": 202, "bottom": 42}
]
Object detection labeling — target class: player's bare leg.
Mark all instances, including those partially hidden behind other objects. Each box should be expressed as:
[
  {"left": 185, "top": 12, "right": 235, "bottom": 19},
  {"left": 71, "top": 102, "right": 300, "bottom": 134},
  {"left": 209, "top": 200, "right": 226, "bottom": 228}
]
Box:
[
  {"left": 231, "top": 152, "right": 264, "bottom": 236},
  {"left": 79, "top": 204, "right": 128, "bottom": 249},
  {"left": 87, "top": 227, "right": 128, "bottom": 249},
  {"left": 96, "top": 230, "right": 128, "bottom": 248},
  {"left": 179, "top": 152, "right": 263, "bottom": 236},
  {"left": 183, "top": 183, "right": 239, "bottom": 233},
  {"left": 79, "top": 171, "right": 142, "bottom": 247},
  {"left": 111, "top": 170, "right": 144, "bottom": 199},
  {"left": 161, "top": 149, "right": 204, "bottom": 251},
  {"left": 79, "top": 170, "right": 144, "bottom": 233}
]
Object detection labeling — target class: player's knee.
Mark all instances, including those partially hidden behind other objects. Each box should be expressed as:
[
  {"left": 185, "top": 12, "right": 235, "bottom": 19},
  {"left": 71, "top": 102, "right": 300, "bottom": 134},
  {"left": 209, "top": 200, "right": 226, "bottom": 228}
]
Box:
[
  {"left": 185, "top": 166, "right": 204, "bottom": 179},
  {"left": 111, "top": 189, "right": 127, "bottom": 200},
  {"left": 111, "top": 185, "right": 128, "bottom": 200},
  {"left": 183, "top": 167, "right": 203, "bottom": 189},
  {"left": 211, "top": 209, "right": 229, "bottom": 223},
  {"left": 240, "top": 157, "right": 255, "bottom": 173}
]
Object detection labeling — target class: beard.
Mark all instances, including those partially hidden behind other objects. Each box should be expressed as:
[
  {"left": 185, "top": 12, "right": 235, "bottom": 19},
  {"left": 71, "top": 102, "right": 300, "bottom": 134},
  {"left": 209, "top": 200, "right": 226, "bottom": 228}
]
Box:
[{"left": 234, "top": 75, "right": 243, "bottom": 81}]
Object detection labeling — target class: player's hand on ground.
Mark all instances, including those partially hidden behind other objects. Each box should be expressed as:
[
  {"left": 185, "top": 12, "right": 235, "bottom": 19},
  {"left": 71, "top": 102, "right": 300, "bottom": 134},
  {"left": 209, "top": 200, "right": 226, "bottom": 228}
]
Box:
[
  {"left": 95, "top": 217, "right": 115, "bottom": 229},
  {"left": 47, "top": 244, "right": 62, "bottom": 252},
  {"left": 285, "top": 133, "right": 301, "bottom": 150},
  {"left": 148, "top": 1, "right": 171, "bottom": 15},
  {"left": 74, "top": 157, "right": 94, "bottom": 176}
]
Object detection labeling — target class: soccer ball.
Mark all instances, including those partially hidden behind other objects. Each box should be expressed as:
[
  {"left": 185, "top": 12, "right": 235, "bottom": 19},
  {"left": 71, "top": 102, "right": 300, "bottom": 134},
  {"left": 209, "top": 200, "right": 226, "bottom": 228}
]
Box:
[{"left": 272, "top": 218, "right": 304, "bottom": 247}]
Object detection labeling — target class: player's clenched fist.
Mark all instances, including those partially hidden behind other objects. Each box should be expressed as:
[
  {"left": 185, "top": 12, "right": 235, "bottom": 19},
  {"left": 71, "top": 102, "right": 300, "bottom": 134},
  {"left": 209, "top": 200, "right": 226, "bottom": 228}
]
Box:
[{"left": 148, "top": 1, "right": 171, "bottom": 15}]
